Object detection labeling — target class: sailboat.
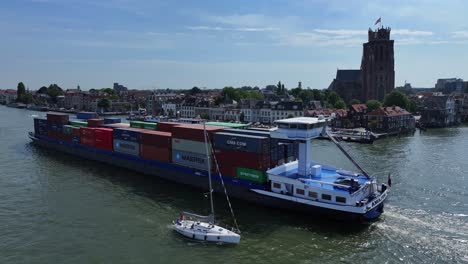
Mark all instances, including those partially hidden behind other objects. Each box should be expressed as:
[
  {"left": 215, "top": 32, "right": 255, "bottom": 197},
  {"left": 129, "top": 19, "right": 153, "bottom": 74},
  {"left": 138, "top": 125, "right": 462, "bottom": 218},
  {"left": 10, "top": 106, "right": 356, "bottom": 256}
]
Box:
[{"left": 174, "top": 122, "right": 241, "bottom": 244}]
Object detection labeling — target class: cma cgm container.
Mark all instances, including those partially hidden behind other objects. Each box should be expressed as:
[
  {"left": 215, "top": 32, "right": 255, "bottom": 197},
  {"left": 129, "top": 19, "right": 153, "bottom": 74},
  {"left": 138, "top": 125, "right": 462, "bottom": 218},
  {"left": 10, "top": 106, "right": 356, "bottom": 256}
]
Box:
[
  {"left": 213, "top": 132, "right": 269, "bottom": 154},
  {"left": 104, "top": 118, "right": 121, "bottom": 124},
  {"left": 94, "top": 128, "right": 113, "bottom": 150},
  {"left": 172, "top": 149, "right": 212, "bottom": 171},
  {"left": 113, "top": 128, "right": 142, "bottom": 143},
  {"left": 172, "top": 138, "right": 211, "bottom": 155},
  {"left": 113, "top": 139, "right": 139, "bottom": 156},
  {"left": 172, "top": 124, "right": 225, "bottom": 142},
  {"left": 157, "top": 122, "right": 182, "bottom": 133},
  {"left": 77, "top": 112, "right": 98, "bottom": 120},
  {"left": 87, "top": 119, "right": 104, "bottom": 127},
  {"left": 47, "top": 113, "right": 69, "bottom": 124}
]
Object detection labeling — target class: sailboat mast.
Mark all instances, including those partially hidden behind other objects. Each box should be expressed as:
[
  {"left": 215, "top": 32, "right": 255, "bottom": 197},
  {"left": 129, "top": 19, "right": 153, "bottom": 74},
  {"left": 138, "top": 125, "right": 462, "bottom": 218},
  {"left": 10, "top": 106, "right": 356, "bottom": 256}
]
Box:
[{"left": 203, "top": 122, "right": 215, "bottom": 222}]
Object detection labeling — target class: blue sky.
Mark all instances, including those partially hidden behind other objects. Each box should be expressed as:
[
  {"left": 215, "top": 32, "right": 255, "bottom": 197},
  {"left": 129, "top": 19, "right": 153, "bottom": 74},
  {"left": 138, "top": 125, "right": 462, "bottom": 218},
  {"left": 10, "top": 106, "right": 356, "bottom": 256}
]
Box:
[{"left": 1, "top": 0, "right": 468, "bottom": 90}]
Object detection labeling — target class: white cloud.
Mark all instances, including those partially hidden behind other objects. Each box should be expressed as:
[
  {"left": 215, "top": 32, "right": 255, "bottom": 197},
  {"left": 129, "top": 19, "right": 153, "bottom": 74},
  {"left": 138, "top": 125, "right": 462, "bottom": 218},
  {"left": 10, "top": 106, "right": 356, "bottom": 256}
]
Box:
[
  {"left": 392, "top": 29, "right": 433, "bottom": 36},
  {"left": 452, "top": 31, "right": 468, "bottom": 38},
  {"left": 187, "top": 26, "right": 279, "bottom": 32}
]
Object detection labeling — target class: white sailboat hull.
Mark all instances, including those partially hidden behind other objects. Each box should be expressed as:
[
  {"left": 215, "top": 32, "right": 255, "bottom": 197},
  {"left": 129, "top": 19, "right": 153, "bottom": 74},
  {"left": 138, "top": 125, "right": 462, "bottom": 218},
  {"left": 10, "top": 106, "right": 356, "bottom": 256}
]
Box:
[{"left": 174, "top": 220, "right": 240, "bottom": 244}]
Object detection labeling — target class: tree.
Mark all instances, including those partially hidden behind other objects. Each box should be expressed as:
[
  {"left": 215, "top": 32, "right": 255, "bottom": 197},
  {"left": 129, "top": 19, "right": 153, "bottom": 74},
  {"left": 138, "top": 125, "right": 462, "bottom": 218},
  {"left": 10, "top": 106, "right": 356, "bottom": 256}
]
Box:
[
  {"left": 369, "top": 120, "right": 378, "bottom": 131},
  {"left": 47, "top": 84, "right": 64, "bottom": 99},
  {"left": 334, "top": 99, "right": 346, "bottom": 109},
  {"left": 21, "top": 93, "right": 33, "bottom": 104},
  {"left": 97, "top": 98, "right": 111, "bottom": 111},
  {"left": 349, "top": 99, "right": 361, "bottom": 105},
  {"left": 408, "top": 99, "right": 417, "bottom": 113},
  {"left": 239, "top": 112, "right": 245, "bottom": 122},
  {"left": 327, "top": 91, "right": 340, "bottom": 106},
  {"left": 311, "top": 89, "right": 323, "bottom": 101},
  {"left": 366, "top": 99, "right": 382, "bottom": 112},
  {"left": 17, "top": 82, "right": 26, "bottom": 101},
  {"left": 383, "top": 90, "right": 410, "bottom": 109},
  {"left": 287, "top": 114, "right": 294, "bottom": 118},
  {"left": 37, "top": 86, "right": 48, "bottom": 94},
  {"left": 190, "top": 87, "right": 202, "bottom": 95}
]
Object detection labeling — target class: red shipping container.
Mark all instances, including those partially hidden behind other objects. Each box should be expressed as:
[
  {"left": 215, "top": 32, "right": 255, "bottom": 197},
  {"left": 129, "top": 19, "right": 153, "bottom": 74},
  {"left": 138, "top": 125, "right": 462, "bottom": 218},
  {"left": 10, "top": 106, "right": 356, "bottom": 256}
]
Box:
[
  {"left": 72, "top": 127, "right": 81, "bottom": 137},
  {"left": 94, "top": 128, "right": 113, "bottom": 140},
  {"left": 218, "top": 163, "right": 237, "bottom": 177},
  {"left": 47, "top": 113, "right": 69, "bottom": 124},
  {"left": 140, "top": 144, "right": 171, "bottom": 162},
  {"left": 87, "top": 118, "right": 104, "bottom": 127},
  {"left": 157, "top": 122, "right": 182, "bottom": 133},
  {"left": 95, "top": 138, "right": 113, "bottom": 150},
  {"left": 81, "top": 136, "right": 95, "bottom": 147},
  {"left": 140, "top": 130, "right": 172, "bottom": 148},
  {"left": 172, "top": 124, "right": 225, "bottom": 142},
  {"left": 214, "top": 149, "right": 270, "bottom": 170},
  {"left": 80, "top": 127, "right": 95, "bottom": 137}
]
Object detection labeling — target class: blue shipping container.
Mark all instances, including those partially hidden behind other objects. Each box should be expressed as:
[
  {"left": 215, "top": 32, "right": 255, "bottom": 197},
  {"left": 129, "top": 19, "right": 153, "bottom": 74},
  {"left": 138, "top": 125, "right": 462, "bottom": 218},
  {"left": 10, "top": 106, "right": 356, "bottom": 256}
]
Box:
[
  {"left": 104, "top": 118, "right": 121, "bottom": 124},
  {"left": 76, "top": 112, "right": 98, "bottom": 120},
  {"left": 113, "top": 128, "right": 141, "bottom": 142},
  {"left": 72, "top": 136, "right": 80, "bottom": 144},
  {"left": 34, "top": 118, "right": 48, "bottom": 135},
  {"left": 48, "top": 123, "right": 64, "bottom": 132},
  {"left": 214, "top": 132, "right": 269, "bottom": 154}
]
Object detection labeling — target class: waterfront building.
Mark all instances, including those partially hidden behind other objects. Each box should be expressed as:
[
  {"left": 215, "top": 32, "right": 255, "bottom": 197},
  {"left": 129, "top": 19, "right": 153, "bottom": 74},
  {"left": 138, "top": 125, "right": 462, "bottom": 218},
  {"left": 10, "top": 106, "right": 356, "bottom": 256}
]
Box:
[
  {"left": 348, "top": 104, "right": 368, "bottom": 128},
  {"left": 0, "top": 89, "right": 18, "bottom": 104},
  {"left": 329, "top": 26, "right": 395, "bottom": 102},
  {"left": 270, "top": 101, "right": 304, "bottom": 121},
  {"left": 63, "top": 88, "right": 90, "bottom": 110},
  {"left": 180, "top": 97, "right": 197, "bottom": 118},
  {"left": 162, "top": 98, "right": 184, "bottom": 117},
  {"left": 419, "top": 95, "right": 456, "bottom": 127},
  {"left": 224, "top": 108, "right": 240, "bottom": 121},
  {"left": 365, "top": 106, "right": 415, "bottom": 133}
]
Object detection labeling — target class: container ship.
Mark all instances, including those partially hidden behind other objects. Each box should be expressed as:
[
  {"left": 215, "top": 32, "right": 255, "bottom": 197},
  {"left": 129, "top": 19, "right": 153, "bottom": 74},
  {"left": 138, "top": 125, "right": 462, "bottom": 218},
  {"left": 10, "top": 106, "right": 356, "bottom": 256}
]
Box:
[{"left": 29, "top": 112, "right": 388, "bottom": 221}]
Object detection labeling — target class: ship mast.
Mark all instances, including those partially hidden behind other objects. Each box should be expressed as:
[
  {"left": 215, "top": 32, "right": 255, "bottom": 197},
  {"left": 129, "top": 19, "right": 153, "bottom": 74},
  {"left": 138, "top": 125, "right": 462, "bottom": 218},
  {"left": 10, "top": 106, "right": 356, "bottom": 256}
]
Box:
[{"left": 203, "top": 122, "right": 215, "bottom": 223}]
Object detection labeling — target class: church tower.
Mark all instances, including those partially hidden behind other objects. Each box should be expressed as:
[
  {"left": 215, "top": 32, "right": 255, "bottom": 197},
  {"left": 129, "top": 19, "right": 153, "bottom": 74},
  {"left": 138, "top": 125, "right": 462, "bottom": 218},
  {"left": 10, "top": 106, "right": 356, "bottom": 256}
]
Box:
[{"left": 361, "top": 27, "right": 395, "bottom": 102}]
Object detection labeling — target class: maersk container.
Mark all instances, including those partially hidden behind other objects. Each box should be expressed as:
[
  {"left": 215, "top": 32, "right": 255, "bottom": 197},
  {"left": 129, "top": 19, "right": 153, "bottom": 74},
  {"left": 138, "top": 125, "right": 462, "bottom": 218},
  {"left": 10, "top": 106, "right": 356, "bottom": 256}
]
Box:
[
  {"left": 213, "top": 132, "right": 269, "bottom": 154},
  {"left": 104, "top": 117, "right": 121, "bottom": 124},
  {"left": 113, "top": 128, "right": 141, "bottom": 142},
  {"left": 113, "top": 139, "right": 140, "bottom": 156},
  {"left": 172, "top": 138, "right": 211, "bottom": 155},
  {"left": 236, "top": 167, "right": 267, "bottom": 183},
  {"left": 76, "top": 112, "right": 98, "bottom": 120},
  {"left": 172, "top": 149, "right": 211, "bottom": 171}
]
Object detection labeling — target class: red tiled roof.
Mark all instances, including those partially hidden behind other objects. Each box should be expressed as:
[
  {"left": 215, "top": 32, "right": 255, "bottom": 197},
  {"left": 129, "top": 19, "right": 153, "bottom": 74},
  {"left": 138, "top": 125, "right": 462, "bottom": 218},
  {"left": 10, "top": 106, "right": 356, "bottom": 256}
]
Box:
[
  {"left": 367, "top": 106, "right": 411, "bottom": 117},
  {"left": 350, "top": 104, "right": 367, "bottom": 113},
  {"left": 305, "top": 108, "right": 347, "bottom": 118}
]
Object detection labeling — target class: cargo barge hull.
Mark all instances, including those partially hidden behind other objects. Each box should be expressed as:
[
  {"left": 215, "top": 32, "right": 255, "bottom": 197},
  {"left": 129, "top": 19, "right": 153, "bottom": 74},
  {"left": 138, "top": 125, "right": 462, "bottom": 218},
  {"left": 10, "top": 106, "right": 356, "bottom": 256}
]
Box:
[{"left": 30, "top": 133, "right": 374, "bottom": 222}]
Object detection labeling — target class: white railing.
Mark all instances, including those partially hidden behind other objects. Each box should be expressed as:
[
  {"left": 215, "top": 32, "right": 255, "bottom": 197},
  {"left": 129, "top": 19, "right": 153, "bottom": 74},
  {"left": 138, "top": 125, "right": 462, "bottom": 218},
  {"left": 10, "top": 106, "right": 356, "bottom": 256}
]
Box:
[{"left": 298, "top": 178, "right": 350, "bottom": 189}]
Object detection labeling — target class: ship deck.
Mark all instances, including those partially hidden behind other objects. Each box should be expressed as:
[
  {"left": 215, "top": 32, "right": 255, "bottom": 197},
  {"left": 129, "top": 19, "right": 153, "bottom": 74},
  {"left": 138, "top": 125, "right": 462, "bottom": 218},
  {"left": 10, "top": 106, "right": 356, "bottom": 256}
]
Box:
[{"left": 276, "top": 167, "right": 370, "bottom": 192}]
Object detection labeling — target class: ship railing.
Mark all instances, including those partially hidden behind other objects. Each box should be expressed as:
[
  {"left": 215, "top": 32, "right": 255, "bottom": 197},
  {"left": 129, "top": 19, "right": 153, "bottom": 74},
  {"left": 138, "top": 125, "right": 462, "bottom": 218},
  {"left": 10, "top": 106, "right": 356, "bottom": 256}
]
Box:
[{"left": 298, "top": 178, "right": 351, "bottom": 190}]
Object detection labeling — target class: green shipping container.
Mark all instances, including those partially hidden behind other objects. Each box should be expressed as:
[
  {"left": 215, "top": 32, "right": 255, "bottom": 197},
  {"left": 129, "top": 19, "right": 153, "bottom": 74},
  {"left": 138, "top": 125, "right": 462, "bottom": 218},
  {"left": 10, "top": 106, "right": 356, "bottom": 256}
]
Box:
[
  {"left": 236, "top": 167, "right": 267, "bottom": 183},
  {"left": 69, "top": 120, "right": 88, "bottom": 127},
  {"left": 63, "top": 125, "right": 74, "bottom": 135},
  {"left": 130, "top": 121, "right": 145, "bottom": 128},
  {"left": 142, "top": 122, "right": 157, "bottom": 130}
]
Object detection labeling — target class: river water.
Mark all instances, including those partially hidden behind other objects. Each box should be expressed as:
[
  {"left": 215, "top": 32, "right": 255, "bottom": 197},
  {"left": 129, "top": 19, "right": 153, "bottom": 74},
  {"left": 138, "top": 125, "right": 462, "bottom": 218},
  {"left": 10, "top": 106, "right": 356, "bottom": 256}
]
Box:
[{"left": 1, "top": 106, "right": 467, "bottom": 263}]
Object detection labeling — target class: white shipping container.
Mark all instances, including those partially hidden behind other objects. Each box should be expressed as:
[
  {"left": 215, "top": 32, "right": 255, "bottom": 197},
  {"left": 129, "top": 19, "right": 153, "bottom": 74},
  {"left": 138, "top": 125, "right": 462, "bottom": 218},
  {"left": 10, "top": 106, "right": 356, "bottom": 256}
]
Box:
[{"left": 172, "top": 138, "right": 211, "bottom": 155}]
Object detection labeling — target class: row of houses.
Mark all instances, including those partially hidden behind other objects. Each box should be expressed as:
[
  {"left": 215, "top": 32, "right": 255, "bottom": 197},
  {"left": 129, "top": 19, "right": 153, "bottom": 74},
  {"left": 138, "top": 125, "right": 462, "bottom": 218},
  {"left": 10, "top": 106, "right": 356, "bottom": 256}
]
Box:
[{"left": 0, "top": 89, "right": 18, "bottom": 104}]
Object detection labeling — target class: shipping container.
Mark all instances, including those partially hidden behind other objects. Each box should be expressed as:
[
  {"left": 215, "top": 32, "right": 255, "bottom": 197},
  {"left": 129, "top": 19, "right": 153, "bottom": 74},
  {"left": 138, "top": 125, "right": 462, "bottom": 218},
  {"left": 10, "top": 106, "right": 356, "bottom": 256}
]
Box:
[
  {"left": 104, "top": 117, "right": 121, "bottom": 124},
  {"left": 72, "top": 136, "right": 80, "bottom": 144},
  {"left": 80, "top": 127, "right": 95, "bottom": 137},
  {"left": 222, "top": 128, "right": 270, "bottom": 137},
  {"left": 140, "top": 144, "right": 171, "bottom": 162},
  {"left": 172, "top": 149, "right": 212, "bottom": 171},
  {"left": 236, "top": 167, "right": 267, "bottom": 183},
  {"left": 94, "top": 128, "right": 113, "bottom": 150},
  {"left": 213, "top": 132, "right": 269, "bottom": 154},
  {"left": 47, "top": 113, "right": 69, "bottom": 124},
  {"left": 113, "top": 128, "right": 142, "bottom": 142},
  {"left": 102, "top": 123, "right": 130, "bottom": 129},
  {"left": 95, "top": 138, "right": 113, "bottom": 150},
  {"left": 71, "top": 127, "right": 81, "bottom": 137},
  {"left": 77, "top": 112, "right": 98, "bottom": 120},
  {"left": 140, "top": 131, "right": 172, "bottom": 148},
  {"left": 142, "top": 122, "right": 157, "bottom": 130},
  {"left": 113, "top": 139, "right": 140, "bottom": 156},
  {"left": 157, "top": 122, "right": 182, "bottom": 133},
  {"left": 80, "top": 136, "right": 95, "bottom": 147},
  {"left": 219, "top": 163, "right": 237, "bottom": 177},
  {"left": 130, "top": 121, "right": 145, "bottom": 128},
  {"left": 87, "top": 119, "right": 104, "bottom": 127},
  {"left": 48, "top": 123, "right": 64, "bottom": 132},
  {"left": 69, "top": 120, "right": 88, "bottom": 127},
  {"left": 214, "top": 149, "right": 270, "bottom": 170},
  {"left": 63, "top": 125, "right": 74, "bottom": 135},
  {"left": 172, "top": 138, "right": 211, "bottom": 155},
  {"left": 172, "top": 124, "right": 225, "bottom": 142},
  {"left": 34, "top": 118, "right": 48, "bottom": 135}
]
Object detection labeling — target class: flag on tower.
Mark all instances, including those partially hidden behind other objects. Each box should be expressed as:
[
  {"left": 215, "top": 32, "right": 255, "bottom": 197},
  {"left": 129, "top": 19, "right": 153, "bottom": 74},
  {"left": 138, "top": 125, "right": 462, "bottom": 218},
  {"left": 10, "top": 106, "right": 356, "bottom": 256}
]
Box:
[{"left": 374, "top": 17, "right": 381, "bottom": 25}]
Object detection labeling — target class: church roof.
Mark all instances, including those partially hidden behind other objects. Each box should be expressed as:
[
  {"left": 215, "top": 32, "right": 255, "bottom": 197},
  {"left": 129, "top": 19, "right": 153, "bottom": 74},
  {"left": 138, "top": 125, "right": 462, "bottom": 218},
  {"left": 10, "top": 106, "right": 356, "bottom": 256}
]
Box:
[{"left": 336, "top": 69, "right": 361, "bottom": 81}]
